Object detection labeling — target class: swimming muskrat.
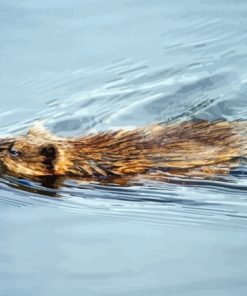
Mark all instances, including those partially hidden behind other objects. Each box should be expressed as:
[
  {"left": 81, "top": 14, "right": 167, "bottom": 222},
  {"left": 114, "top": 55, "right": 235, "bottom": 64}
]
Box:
[{"left": 0, "top": 120, "right": 246, "bottom": 184}]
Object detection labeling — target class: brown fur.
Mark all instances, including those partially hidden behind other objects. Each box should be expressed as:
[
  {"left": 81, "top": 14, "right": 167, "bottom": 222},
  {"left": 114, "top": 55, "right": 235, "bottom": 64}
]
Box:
[{"left": 0, "top": 120, "right": 246, "bottom": 183}]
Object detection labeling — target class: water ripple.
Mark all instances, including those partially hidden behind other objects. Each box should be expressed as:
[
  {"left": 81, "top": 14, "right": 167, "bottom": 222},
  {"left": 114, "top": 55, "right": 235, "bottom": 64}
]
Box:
[{"left": 0, "top": 173, "right": 246, "bottom": 229}]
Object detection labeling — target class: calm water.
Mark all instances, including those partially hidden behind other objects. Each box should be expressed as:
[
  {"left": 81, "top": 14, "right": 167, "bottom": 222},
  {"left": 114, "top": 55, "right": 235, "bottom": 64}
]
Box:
[{"left": 1, "top": 0, "right": 247, "bottom": 295}]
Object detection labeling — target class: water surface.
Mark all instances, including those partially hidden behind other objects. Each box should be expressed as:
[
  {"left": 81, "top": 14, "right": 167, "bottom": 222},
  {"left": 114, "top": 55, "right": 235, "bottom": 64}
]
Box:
[{"left": 1, "top": 0, "right": 247, "bottom": 295}]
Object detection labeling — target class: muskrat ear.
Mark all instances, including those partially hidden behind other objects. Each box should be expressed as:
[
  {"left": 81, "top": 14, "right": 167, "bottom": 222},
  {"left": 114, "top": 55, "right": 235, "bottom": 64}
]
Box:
[
  {"left": 40, "top": 144, "right": 57, "bottom": 171},
  {"left": 40, "top": 144, "right": 57, "bottom": 160}
]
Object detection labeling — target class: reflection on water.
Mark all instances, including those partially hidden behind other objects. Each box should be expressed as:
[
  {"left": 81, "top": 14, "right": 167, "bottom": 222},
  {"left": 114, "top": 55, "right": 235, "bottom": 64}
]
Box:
[{"left": 1, "top": 0, "right": 247, "bottom": 295}]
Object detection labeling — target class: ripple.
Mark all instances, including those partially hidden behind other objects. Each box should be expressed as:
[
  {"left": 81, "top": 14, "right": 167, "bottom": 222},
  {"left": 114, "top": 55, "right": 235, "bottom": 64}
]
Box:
[{"left": 0, "top": 172, "right": 246, "bottom": 229}]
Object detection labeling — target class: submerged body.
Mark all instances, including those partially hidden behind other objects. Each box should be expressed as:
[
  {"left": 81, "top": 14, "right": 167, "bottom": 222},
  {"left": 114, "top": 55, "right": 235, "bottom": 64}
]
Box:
[{"left": 0, "top": 120, "right": 247, "bottom": 183}]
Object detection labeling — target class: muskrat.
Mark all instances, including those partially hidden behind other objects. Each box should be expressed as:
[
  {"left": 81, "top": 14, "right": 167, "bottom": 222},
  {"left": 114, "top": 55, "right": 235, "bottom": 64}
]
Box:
[{"left": 0, "top": 120, "right": 246, "bottom": 184}]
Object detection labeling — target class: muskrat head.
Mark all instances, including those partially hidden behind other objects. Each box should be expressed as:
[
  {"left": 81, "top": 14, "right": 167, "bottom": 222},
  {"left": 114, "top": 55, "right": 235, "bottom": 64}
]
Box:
[{"left": 0, "top": 125, "right": 61, "bottom": 177}]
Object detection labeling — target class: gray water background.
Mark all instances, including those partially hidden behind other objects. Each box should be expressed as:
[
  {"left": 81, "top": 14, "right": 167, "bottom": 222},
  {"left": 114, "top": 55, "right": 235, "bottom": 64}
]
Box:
[{"left": 1, "top": 0, "right": 247, "bottom": 295}]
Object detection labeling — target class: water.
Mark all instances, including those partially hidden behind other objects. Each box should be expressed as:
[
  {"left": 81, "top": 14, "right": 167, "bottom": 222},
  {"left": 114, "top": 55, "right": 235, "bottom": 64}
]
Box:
[{"left": 1, "top": 0, "right": 247, "bottom": 295}]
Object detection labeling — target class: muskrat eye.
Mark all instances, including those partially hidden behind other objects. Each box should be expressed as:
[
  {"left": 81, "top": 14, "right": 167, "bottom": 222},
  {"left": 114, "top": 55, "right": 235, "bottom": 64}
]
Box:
[{"left": 8, "top": 144, "right": 21, "bottom": 157}]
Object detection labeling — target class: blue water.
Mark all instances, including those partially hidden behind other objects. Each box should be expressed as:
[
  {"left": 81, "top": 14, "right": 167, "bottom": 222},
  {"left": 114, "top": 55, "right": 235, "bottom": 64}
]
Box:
[{"left": 1, "top": 0, "right": 247, "bottom": 295}]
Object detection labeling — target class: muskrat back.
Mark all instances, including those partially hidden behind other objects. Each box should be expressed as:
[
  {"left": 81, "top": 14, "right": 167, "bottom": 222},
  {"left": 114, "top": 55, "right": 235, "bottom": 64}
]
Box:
[{"left": 0, "top": 120, "right": 246, "bottom": 182}]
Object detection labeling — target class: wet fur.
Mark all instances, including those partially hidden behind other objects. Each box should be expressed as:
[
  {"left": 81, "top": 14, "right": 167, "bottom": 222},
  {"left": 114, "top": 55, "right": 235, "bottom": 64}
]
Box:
[{"left": 0, "top": 120, "right": 247, "bottom": 183}]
